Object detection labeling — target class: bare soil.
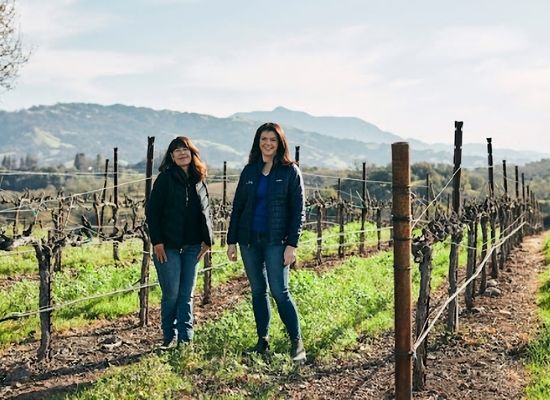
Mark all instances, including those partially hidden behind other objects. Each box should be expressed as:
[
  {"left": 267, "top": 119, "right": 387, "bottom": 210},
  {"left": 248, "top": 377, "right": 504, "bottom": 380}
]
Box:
[{"left": 280, "top": 234, "right": 547, "bottom": 399}]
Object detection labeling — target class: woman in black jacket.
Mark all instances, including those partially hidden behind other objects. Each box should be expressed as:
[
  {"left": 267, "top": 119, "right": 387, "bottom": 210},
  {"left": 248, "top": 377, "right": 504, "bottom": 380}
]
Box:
[
  {"left": 227, "top": 122, "right": 306, "bottom": 361},
  {"left": 146, "top": 136, "right": 213, "bottom": 349}
]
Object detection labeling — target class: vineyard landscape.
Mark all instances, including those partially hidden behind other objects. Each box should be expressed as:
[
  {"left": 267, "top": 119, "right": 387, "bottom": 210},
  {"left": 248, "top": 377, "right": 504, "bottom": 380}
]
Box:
[
  {"left": 0, "top": 114, "right": 549, "bottom": 399},
  {"left": 2, "top": 2, "right": 550, "bottom": 399}
]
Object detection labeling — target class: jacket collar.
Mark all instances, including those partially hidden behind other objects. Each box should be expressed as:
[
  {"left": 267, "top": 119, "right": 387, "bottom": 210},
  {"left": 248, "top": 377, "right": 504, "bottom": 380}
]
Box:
[
  {"left": 252, "top": 157, "right": 281, "bottom": 173},
  {"left": 169, "top": 166, "right": 193, "bottom": 186}
]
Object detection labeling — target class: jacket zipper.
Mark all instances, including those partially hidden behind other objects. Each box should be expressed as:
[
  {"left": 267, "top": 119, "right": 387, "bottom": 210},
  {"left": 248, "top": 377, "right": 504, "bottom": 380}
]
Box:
[{"left": 185, "top": 183, "right": 189, "bottom": 207}]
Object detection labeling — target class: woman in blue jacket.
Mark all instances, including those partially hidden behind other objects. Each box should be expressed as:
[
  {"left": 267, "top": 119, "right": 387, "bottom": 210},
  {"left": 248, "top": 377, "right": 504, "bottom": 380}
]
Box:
[
  {"left": 227, "top": 122, "right": 306, "bottom": 362},
  {"left": 146, "top": 136, "right": 213, "bottom": 349}
]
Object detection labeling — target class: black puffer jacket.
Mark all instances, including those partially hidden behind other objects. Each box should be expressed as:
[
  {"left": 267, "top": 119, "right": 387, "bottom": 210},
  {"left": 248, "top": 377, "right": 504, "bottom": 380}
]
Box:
[
  {"left": 146, "top": 168, "right": 214, "bottom": 249},
  {"left": 227, "top": 161, "right": 305, "bottom": 247}
]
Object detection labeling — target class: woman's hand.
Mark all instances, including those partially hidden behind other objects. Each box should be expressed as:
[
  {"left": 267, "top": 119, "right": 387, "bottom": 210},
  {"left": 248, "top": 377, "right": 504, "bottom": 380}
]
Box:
[
  {"left": 284, "top": 245, "right": 297, "bottom": 266},
  {"left": 197, "top": 242, "right": 210, "bottom": 261},
  {"left": 153, "top": 243, "right": 167, "bottom": 263},
  {"left": 227, "top": 244, "right": 238, "bottom": 262}
]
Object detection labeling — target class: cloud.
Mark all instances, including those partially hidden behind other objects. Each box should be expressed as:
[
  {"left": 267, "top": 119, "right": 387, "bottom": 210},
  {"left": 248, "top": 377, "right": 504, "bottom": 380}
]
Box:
[
  {"left": 171, "top": 25, "right": 401, "bottom": 94},
  {"left": 18, "top": 47, "right": 176, "bottom": 98},
  {"left": 431, "top": 25, "right": 528, "bottom": 60},
  {"left": 17, "top": 0, "right": 118, "bottom": 43},
  {"left": 490, "top": 63, "right": 550, "bottom": 108}
]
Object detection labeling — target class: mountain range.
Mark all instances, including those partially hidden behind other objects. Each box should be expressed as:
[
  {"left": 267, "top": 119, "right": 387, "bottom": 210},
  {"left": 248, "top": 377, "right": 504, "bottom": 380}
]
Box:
[{"left": 0, "top": 103, "right": 547, "bottom": 169}]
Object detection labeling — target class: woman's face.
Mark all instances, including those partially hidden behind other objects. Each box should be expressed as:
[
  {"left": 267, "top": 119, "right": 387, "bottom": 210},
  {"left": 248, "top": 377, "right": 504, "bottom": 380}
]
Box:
[
  {"left": 259, "top": 130, "right": 278, "bottom": 160},
  {"left": 171, "top": 146, "right": 192, "bottom": 169}
]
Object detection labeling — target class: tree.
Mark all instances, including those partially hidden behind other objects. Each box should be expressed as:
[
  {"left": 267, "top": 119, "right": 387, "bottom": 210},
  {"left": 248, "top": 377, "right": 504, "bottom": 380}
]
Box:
[
  {"left": 94, "top": 153, "right": 105, "bottom": 171},
  {"left": 74, "top": 153, "right": 87, "bottom": 171},
  {"left": 23, "top": 153, "right": 37, "bottom": 170},
  {"left": 1, "top": 0, "right": 29, "bottom": 90}
]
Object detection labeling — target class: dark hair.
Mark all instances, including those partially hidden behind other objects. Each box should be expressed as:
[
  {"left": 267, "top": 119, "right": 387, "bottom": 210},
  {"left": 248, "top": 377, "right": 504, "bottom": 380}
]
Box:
[
  {"left": 158, "top": 136, "right": 207, "bottom": 181},
  {"left": 248, "top": 122, "right": 293, "bottom": 166}
]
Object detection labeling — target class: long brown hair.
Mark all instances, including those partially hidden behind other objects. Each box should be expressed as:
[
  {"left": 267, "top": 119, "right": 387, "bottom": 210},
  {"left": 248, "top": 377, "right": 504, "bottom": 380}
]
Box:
[
  {"left": 159, "top": 136, "right": 207, "bottom": 181},
  {"left": 248, "top": 122, "right": 293, "bottom": 166}
]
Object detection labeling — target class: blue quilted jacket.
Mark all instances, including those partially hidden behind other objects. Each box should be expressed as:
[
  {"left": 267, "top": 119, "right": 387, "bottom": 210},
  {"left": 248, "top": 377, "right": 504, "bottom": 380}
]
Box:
[{"left": 227, "top": 161, "right": 305, "bottom": 247}]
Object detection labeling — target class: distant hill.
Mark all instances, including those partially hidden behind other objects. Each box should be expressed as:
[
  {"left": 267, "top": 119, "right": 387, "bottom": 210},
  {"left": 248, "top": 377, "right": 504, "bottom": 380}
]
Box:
[
  {"left": 0, "top": 103, "right": 547, "bottom": 169},
  {"left": 232, "top": 106, "right": 401, "bottom": 144}
]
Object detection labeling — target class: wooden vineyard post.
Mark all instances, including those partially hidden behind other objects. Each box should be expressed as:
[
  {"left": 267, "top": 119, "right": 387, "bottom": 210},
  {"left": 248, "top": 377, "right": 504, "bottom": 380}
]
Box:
[
  {"left": 316, "top": 205, "right": 323, "bottom": 265},
  {"left": 465, "top": 214, "right": 477, "bottom": 310},
  {"left": 527, "top": 186, "right": 532, "bottom": 234},
  {"left": 425, "top": 173, "right": 431, "bottom": 219},
  {"left": 202, "top": 251, "right": 212, "bottom": 305},
  {"left": 479, "top": 209, "right": 489, "bottom": 295},
  {"left": 113, "top": 147, "right": 120, "bottom": 261},
  {"left": 487, "top": 139, "right": 498, "bottom": 279},
  {"left": 392, "top": 142, "right": 412, "bottom": 400},
  {"left": 514, "top": 166, "right": 520, "bottom": 246},
  {"left": 221, "top": 161, "right": 227, "bottom": 247},
  {"left": 222, "top": 161, "right": 227, "bottom": 207},
  {"left": 521, "top": 172, "right": 526, "bottom": 240},
  {"left": 140, "top": 136, "right": 154, "bottom": 327},
  {"left": 447, "top": 122, "right": 463, "bottom": 333},
  {"left": 336, "top": 178, "right": 342, "bottom": 224},
  {"left": 99, "top": 159, "right": 110, "bottom": 235},
  {"left": 515, "top": 166, "right": 520, "bottom": 199},
  {"left": 359, "top": 162, "right": 367, "bottom": 255},
  {"left": 338, "top": 203, "right": 345, "bottom": 259},
  {"left": 376, "top": 206, "right": 382, "bottom": 250},
  {"left": 500, "top": 160, "right": 508, "bottom": 267}
]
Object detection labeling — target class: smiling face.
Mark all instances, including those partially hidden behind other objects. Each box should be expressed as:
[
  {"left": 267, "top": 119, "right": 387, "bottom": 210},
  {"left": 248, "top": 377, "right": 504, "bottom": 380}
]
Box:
[
  {"left": 171, "top": 146, "right": 192, "bottom": 169},
  {"left": 259, "top": 130, "right": 279, "bottom": 162}
]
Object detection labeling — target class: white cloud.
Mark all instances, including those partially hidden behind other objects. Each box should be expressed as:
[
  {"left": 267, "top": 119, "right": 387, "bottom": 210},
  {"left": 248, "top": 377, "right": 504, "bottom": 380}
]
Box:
[
  {"left": 489, "top": 63, "right": 550, "bottom": 108},
  {"left": 18, "top": 0, "right": 118, "bottom": 43},
  {"left": 171, "top": 25, "right": 399, "bottom": 95},
  {"left": 431, "top": 25, "right": 528, "bottom": 60},
  {"left": 18, "top": 47, "right": 176, "bottom": 98}
]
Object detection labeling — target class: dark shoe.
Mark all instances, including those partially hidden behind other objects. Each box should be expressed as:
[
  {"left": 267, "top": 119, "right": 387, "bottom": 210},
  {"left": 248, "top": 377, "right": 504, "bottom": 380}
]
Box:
[
  {"left": 290, "top": 339, "right": 306, "bottom": 362},
  {"left": 158, "top": 339, "right": 173, "bottom": 351},
  {"left": 246, "top": 336, "right": 269, "bottom": 355}
]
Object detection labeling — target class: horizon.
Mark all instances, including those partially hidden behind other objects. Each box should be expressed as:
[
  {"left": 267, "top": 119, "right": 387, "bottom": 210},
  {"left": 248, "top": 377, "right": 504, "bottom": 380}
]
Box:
[
  {"left": 4, "top": 102, "right": 549, "bottom": 155},
  {"left": 1, "top": 1, "right": 549, "bottom": 152}
]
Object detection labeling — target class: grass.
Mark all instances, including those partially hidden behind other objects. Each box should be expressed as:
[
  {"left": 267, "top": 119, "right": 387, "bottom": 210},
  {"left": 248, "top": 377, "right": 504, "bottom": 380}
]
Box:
[
  {"left": 1, "top": 219, "right": 470, "bottom": 398},
  {"left": 297, "top": 220, "right": 391, "bottom": 261},
  {"left": 0, "top": 248, "right": 38, "bottom": 276},
  {"left": 50, "top": 355, "right": 189, "bottom": 400},
  {"left": 0, "top": 221, "right": 388, "bottom": 347},
  {"left": 60, "top": 237, "right": 463, "bottom": 399},
  {"left": 0, "top": 239, "right": 244, "bottom": 346},
  {"left": 525, "top": 234, "right": 550, "bottom": 399}
]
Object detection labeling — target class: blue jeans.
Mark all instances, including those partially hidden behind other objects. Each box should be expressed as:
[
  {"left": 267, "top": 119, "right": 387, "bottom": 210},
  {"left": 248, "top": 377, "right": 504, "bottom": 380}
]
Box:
[
  {"left": 239, "top": 236, "right": 301, "bottom": 341},
  {"left": 153, "top": 245, "right": 200, "bottom": 343}
]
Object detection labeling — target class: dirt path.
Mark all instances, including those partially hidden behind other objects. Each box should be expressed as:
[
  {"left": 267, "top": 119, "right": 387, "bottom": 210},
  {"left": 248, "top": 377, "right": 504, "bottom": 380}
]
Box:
[{"left": 280, "top": 233, "right": 547, "bottom": 399}]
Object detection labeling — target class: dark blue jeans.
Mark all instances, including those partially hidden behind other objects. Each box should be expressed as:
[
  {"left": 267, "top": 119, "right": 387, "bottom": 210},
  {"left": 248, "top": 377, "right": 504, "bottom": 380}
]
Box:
[
  {"left": 239, "top": 235, "right": 301, "bottom": 341},
  {"left": 153, "top": 245, "right": 200, "bottom": 343}
]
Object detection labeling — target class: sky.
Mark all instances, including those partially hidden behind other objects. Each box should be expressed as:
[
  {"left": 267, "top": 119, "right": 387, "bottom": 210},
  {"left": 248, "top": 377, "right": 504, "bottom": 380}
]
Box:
[{"left": 1, "top": 0, "right": 550, "bottom": 151}]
